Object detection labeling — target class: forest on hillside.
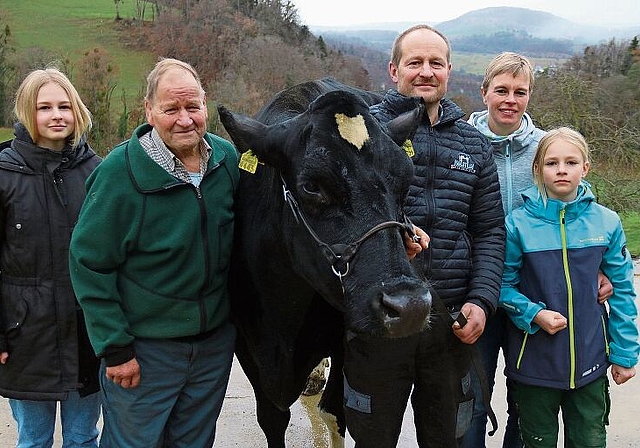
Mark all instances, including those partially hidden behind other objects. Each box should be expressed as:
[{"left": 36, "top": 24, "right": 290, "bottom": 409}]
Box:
[{"left": 0, "top": 0, "right": 639, "bottom": 212}]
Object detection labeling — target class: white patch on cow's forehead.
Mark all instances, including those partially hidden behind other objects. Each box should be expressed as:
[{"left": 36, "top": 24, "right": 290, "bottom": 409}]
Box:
[{"left": 335, "top": 113, "right": 369, "bottom": 150}]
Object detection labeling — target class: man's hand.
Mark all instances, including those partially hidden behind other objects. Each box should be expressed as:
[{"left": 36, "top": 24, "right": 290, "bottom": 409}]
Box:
[
  {"left": 404, "top": 225, "right": 430, "bottom": 260},
  {"left": 597, "top": 270, "right": 613, "bottom": 304},
  {"left": 533, "top": 309, "right": 567, "bottom": 335},
  {"left": 611, "top": 364, "right": 636, "bottom": 385},
  {"left": 0, "top": 352, "right": 8, "bottom": 364},
  {"left": 105, "top": 358, "right": 141, "bottom": 389},
  {"left": 453, "top": 302, "right": 486, "bottom": 344}
]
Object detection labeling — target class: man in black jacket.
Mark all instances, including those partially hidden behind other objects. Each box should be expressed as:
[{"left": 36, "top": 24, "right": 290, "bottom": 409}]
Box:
[{"left": 343, "top": 24, "right": 505, "bottom": 447}]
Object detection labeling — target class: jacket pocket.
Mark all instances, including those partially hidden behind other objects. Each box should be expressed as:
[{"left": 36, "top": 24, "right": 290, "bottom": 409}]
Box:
[{"left": 1, "top": 276, "right": 35, "bottom": 334}]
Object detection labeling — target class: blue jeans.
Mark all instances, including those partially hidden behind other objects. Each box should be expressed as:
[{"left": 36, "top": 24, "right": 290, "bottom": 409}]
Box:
[
  {"left": 99, "top": 322, "right": 235, "bottom": 448},
  {"left": 9, "top": 391, "right": 101, "bottom": 448},
  {"left": 460, "top": 308, "right": 523, "bottom": 448}
]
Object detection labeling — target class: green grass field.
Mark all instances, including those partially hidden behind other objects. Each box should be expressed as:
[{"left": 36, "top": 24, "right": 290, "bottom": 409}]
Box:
[
  {"left": 621, "top": 212, "right": 640, "bottom": 258},
  {"left": 2, "top": 0, "right": 154, "bottom": 107},
  {"left": 0, "top": 127, "right": 12, "bottom": 142},
  {"left": 451, "top": 52, "right": 565, "bottom": 76}
]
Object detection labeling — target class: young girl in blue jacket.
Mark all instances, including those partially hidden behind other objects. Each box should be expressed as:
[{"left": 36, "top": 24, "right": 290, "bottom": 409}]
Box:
[{"left": 500, "top": 127, "right": 639, "bottom": 447}]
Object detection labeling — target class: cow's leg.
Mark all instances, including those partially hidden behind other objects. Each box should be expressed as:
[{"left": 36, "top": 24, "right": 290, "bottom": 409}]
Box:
[
  {"left": 255, "top": 390, "right": 291, "bottom": 448},
  {"left": 234, "top": 335, "right": 290, "bottom": 448}
]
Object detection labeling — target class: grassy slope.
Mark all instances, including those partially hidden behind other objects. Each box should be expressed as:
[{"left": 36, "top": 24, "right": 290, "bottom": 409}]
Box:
[
  {"left": 3, "top": 0, "right": 154, "bottom": 106},
  {"left": 621, "top": 212, "right": 640, "bottom": 258},
  {"left": 452, "top": 52, "right": 564, "bottom": 76}
]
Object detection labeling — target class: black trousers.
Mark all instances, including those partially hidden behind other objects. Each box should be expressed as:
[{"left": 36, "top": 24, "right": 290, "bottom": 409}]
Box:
[{"left": 343, "top": 315, "right": 474, "bottom": 448}]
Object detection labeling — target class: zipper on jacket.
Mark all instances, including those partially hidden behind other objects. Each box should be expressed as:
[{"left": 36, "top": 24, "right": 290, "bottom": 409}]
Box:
[
  {"left": 516, "top": 331, "right": 529, "bottom": 370},
  {"left": 601, "top": 315, "right": 610, "bottom": 356},
  {"left": 560, "top": 208, "right": 577, "bottom": 389},
  {"left": 195, "top": 183, "right": 210, "bottom": 332},
  {"left": 505, "top": 140, "right": 514, "bottom": 215}
]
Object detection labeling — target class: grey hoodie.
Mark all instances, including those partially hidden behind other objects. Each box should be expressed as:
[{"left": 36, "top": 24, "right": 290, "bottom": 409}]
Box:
[{"left": 468, "top": 111, "right": 546, "bottom": 215}]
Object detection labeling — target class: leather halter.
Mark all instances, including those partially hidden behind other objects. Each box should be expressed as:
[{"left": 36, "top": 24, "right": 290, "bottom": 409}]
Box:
[{"left": 281, "top": 174, "right": 418, "bottom": 281}]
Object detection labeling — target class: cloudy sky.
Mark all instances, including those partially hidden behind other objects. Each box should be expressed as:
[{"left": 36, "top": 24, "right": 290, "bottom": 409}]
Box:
[{"left": 291, "top": 0, "right": 640, "bottom": 27}]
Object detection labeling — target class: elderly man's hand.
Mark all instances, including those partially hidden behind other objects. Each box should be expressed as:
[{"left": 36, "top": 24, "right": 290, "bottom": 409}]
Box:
[{"left": 105, "top": 358, "right": 141, "bottom": 389}]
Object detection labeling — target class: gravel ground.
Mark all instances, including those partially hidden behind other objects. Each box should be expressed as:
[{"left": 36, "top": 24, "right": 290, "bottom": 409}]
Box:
[{"left": 1, "top": 261, "right": 639, "bottom": 447}]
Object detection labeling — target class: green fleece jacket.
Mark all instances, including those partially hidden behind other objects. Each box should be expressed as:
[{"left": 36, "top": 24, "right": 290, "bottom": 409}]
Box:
[{"left": 70, "top": 124, "right": 239, "bottom": 364}]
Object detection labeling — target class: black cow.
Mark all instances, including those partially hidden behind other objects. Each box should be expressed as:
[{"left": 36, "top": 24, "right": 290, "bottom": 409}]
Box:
[{"left": 218, "top": 78, "right": 433, "bottom": 447}]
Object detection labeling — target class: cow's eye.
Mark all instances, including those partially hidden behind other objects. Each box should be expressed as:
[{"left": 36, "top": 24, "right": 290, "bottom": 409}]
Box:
[{"left": 302, "top": 181, "right": 322, "bottom": 197}]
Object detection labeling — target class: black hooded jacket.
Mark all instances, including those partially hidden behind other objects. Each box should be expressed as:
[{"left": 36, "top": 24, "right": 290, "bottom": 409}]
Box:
[
  {"left": 0, "top": 123, "right": 101, "bottom": 400},
  {"left": 371, "top": 91, "right": 505, "bottom": 314}
]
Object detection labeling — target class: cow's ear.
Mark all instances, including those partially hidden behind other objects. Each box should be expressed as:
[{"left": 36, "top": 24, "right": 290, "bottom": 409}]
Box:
[
  {"left": 217, "top": 105, "right": 267, "bottom": 154},
  {"left": 384, "top": 103, "right": 424, "bottom": 146},
  {"left": 218, "top": 105, "right": 292, "bottom": 169}
]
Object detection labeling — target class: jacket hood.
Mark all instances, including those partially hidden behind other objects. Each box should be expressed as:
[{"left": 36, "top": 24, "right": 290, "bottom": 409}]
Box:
[
  {"left": 520, "top": 181, "right": 595, "bottom": 223},
  {"left": 468, "top": 110, "right": 543, "bottom": 152},
  {"left": 0, "top": 122, "right": 97, "bottom": 173}
]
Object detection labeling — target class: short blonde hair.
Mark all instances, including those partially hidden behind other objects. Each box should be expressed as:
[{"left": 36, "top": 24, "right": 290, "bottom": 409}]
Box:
[
  {"left": 532, "top": 127, "right": 590, "bottom": 201},
  {"left": 145, "top": 57, "right": 205, "bottom": 104},
  {"left": 14, "top": 67, "right": 92, "bottom": 148},
  {"left": 482, "top": 52, "right": 535, "bottom": 93}
]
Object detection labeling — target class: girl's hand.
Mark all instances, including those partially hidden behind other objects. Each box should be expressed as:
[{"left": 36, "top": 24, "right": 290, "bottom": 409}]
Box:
[
  {"left": 533, "top": 309, "right": 567, "bottom": 335},
  {"left": 611, "top": 365, "right": 636, "bottom": 385},
  {"left": 597, "top": 270, "right": 613, "bottom": 304}
]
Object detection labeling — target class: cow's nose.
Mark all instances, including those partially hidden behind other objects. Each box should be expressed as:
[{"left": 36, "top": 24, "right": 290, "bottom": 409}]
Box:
[{"left": 375, "top": 290, "right": 432, "bottom": 338}]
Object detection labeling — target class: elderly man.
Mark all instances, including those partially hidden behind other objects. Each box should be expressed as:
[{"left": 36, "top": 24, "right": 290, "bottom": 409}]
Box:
[{"left": 69, "top": 58, "right": 239, "bottom": 448}]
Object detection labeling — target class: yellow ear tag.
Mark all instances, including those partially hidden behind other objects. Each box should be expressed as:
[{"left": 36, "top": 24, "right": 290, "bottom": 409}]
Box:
[
  {"left": 402, "top": 140, "right": 415, "bottom": 158},
  {"left": 239, "top": 150, "right": 260, "bottom": 174}
]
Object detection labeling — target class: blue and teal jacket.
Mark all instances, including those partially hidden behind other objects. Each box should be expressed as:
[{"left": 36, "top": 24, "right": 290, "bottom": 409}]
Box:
[{"left": 500, "top": 183, "right": 639, "bottom": 390}]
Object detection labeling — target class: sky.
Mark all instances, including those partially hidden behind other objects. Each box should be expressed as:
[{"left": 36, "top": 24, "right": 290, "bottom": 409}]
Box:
[{"left": 292, "top": 0, "right": 640, "bottom": 28}]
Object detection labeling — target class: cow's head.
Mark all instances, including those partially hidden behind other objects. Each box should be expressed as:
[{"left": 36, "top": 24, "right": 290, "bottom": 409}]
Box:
[{"left": 218, "top": 90, "right": 432, "bottom": 338}]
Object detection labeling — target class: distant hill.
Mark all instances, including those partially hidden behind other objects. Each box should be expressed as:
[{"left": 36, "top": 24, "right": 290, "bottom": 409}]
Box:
[
  {"left": 309, "top": 6, "right": 640, "bottom": 110},
  {"left": 436, "top": 7, "right": 640, "bottom": 44},
  {"left": 311, "top": 6, "right": 640, "bottom": 55}
]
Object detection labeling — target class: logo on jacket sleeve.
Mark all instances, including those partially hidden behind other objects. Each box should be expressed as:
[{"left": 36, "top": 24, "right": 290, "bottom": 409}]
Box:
[{"left": 450, "top": 153, "right": 476, "bottom": 174}]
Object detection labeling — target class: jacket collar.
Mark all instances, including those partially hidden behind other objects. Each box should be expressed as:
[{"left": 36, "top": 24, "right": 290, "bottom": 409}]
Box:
[
  {"left": 521, "top": 182, "right": 594, "bottom": 223},
  {"left": 125, "top": 123, "right": 227, "bottom": 192},
  {"left": 374, "top": 89, "right": 464, "bottom": 126},
  {"left": 468, "top": 111, "right": 541, "bottom": 154}
]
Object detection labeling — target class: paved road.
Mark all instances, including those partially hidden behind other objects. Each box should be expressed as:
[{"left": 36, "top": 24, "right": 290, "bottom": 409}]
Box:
[{"left": 1, "top": 263, "right": 639, "bottom": 447}]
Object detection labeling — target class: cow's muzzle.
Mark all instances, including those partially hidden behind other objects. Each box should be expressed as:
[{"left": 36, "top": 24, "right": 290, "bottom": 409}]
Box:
[{"left": 370, "top": 281, "right": 432, "bottom": 338}]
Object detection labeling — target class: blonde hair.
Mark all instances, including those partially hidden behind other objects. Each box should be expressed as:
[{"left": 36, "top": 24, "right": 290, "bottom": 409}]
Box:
[
  {"left": 391, "top": 24, "right": 451, "bottom": 67},
  {"left": 14, "top": 67, "right": 92, "bottom": 148},
  {"left": 532, "top": 127, "right": 590, "bottom": 201},
  {"left": 145, "top": 57, "right": 205, "bottom": 104},
  {"left": 482, "top": 52, "right": 535, "bottom": 93}
]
